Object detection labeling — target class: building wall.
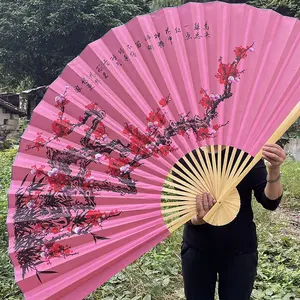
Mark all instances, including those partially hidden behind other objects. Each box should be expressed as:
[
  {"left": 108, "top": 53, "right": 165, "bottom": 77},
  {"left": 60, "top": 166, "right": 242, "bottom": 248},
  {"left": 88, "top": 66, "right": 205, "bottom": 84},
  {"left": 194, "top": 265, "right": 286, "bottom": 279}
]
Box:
[{"left": 0, "top": 107, "right": 19, "bottom": 131}]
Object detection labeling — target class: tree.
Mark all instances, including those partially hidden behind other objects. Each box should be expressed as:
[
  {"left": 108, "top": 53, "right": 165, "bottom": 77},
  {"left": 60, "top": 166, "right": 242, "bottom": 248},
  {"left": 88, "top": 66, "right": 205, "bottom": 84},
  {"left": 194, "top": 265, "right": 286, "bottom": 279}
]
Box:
[
  {"left": 248, "top": 0, "right": 300, "bottom": 18},
  {"left": 0, "top": 0, "right": 151, "bottom": 90},
  {"left": 151, "top": 0, "right": 300, "bottom": 18}
]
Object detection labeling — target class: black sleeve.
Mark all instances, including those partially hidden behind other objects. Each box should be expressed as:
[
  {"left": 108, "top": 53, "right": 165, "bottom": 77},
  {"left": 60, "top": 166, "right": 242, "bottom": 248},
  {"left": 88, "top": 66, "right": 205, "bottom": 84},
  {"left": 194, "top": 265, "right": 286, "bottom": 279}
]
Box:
[{"left": 249, "top": 159, "right": 282, "bottom": 211}]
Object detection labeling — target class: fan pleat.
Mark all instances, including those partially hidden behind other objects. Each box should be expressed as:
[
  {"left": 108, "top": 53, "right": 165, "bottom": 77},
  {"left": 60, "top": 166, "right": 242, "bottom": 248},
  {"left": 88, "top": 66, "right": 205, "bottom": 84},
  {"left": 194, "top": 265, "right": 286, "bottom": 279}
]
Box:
[
  {"left": 21, "top": 221, "right": 169, "bottom": 299},
  {"left": 11, "top": 209, "right": 166, "bottom": 271},
  {"left": 249, "top": 72, "right": 300, "bottom": 154},
  {"left": 114, "top": 13, "right": 195, "bottom": 158},
  {"left": 19, "top": 118, "right": 174, "bottom": 182}
]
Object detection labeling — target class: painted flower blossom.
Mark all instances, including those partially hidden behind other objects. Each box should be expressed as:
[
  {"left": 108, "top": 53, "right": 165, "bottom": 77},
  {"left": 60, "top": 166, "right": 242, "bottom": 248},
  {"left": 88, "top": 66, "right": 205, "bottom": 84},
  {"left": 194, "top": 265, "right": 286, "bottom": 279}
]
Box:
[
  {"left": 47, "top": 170, "right": 69, "bottom": 192},
  {"left": 52, "top": 118, "right": 72, "bottom": 136},
  {"left": 159, "top": 95, "right": 171, "bottom": 107},
  {"left": 33, "top": 132, "right": 46, "bottom": 150},
  {"left": 107, "top": 157, "right": 133, "bottom": 177},
  {"left": 195, "top": 127, "right": 210, "bottom": 141},
  {"left": 146, "top": 109, "right": 166, "bottom": 128},
  {"left": 123, "top": 124, "right": 156, "bottom": 156},
  {"left": 158, "top": 145, "right": 175, "bottom": 156},
  {"left": 215, "top": 62, "right": 240, "bottom": 85},
  {"left": 86, "top": 210, "right": 120, "bottom": 226},
  {"left": 199, "top": 94, "right": 214, "bottom": 109},
  {"left": 85, "top": 103, "right": 99, "bottom": 111},
  {"left": 84, "top": 122, "right": 106, "bottom": 139},
  {"left": 55, "top": 94, "right": 70, "bottom": 107},
  {"left": 31, "top": 165, "right": 45, "bottom": 177},
  {"left": 38, "top": 243, "right": 73, "bottom": 264},
  {"left": 234, "top": 46, "right": 248, "bottom": 59}
]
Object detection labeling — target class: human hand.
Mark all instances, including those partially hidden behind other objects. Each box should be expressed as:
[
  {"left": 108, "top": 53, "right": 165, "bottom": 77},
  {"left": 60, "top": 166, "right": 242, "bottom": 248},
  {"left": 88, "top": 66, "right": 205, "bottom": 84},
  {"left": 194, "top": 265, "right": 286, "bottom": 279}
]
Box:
[
  {"left": 191, "top": 192, "right": 216, "bottom": 225},
  {"left": 262, "top": 143, "right": 286, "bottom": 170}
]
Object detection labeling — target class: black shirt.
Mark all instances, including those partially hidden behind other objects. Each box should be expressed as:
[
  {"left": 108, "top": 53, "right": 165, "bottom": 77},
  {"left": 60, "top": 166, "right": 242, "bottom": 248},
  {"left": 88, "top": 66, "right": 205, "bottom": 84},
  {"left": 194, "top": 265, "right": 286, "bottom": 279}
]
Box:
[{"left": 173, "top": 148, "right": 282, "bottom": 254}]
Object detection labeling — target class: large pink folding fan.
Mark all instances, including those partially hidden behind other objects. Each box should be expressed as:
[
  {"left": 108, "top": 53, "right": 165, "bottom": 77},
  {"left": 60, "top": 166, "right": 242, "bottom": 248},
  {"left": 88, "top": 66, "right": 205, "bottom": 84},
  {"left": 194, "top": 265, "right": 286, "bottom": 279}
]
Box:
[{"left": 7, "top": 1, "right": 300, "bottom": 299}]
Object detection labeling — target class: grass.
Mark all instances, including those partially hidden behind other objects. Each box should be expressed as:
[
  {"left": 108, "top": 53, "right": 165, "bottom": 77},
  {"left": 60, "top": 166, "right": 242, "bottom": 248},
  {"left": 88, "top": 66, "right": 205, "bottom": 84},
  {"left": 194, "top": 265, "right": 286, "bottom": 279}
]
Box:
[
  {"left": 280, "top": 158, "right": 300, "bottom": 209},
  {"left": 0, "top": 149, "right": 299, "bottom": 300}
]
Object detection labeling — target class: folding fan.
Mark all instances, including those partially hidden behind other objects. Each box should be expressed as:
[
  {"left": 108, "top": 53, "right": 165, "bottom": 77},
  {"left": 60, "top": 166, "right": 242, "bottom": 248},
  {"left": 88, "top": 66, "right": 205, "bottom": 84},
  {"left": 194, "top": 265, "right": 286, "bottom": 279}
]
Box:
[{"left": 7, "top": 1, "right": 300, "bottom": 299}]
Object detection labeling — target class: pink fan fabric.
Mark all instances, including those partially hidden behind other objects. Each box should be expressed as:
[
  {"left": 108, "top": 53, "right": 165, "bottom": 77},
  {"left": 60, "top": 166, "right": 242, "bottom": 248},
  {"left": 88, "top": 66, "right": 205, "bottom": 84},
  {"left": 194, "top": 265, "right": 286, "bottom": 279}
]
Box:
[{"left": 7, "top": 1, "right": 300, "bottom": 299}]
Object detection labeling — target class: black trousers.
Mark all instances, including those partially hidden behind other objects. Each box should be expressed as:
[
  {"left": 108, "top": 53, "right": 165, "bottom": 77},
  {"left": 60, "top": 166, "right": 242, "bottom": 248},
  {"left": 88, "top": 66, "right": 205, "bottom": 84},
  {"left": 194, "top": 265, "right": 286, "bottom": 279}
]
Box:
[{"left": 181, "top": 243, "right": 258, "bottom": 300}]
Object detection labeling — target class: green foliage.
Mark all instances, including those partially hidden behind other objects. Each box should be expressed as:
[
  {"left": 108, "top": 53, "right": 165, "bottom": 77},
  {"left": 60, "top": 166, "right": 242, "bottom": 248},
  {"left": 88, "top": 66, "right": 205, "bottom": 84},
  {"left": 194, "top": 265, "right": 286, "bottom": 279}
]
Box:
[
  {"left": 151, "top": 0, "right": 300, "bottom": 19},
  {"left": 248, "top": 0, "right": 300, "bottom": 18},
  {"left": 1, "top": 0, "right": 299, "bottom": 91},
  {"left": 150, "top": 0, "right": 184, "bottom": 11},
  {"left": 0, "top": 0, "right": 151, "bottom": 90},
  {"left": 0, "top": 151, "right": 299, "bottom": 299},
  {"left": 280, "top": 159, "right": 300, "bottom": 209},
  {"left": 0, "top": 148, "right": 17, "bottom": 191},
  {"left": 86, "top": 231, "right": 185, "bottom": 300},
  {"left": 253, "top": 200, "right": 300, "bottom": 299},
  {"left": 0, "top": 148, "right": 22, "bottom": 299}
]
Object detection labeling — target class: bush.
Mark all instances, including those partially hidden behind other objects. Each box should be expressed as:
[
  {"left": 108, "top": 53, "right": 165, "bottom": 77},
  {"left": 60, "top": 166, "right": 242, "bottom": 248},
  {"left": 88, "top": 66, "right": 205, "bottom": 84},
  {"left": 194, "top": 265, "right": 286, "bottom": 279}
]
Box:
[{"left": 0, "top": 148, "right": 22, "bottom": 299}]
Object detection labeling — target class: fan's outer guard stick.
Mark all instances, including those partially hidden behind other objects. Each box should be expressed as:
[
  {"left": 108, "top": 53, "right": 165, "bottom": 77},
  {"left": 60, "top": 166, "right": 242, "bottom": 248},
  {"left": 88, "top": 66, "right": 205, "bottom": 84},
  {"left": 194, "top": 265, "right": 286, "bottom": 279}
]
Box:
[
  {"left": 164, "top": 104, "right": 300, "bottom": 228},
  {"left": 219, "top": 103, "right": 300, "bottom": 202}
]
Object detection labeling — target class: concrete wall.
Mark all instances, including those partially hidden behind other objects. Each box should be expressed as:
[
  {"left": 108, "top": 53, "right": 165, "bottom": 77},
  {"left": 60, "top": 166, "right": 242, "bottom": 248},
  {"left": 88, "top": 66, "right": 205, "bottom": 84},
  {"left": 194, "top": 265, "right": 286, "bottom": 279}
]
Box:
[{"left": 285, "top": 138, "right": 300, "bottom": 161}]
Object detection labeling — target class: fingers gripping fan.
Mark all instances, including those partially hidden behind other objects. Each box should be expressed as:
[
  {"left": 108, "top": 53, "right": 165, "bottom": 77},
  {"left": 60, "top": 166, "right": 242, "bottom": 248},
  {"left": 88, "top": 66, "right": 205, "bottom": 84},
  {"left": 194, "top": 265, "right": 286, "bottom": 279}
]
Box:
[{"left": 7, "top": 2, "right": 300, "bottom": 299}]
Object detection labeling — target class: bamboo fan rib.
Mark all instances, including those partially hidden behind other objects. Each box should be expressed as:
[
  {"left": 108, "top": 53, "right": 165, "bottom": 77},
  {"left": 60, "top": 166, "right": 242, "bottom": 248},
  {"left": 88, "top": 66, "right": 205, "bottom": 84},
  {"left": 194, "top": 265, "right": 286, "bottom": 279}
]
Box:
[
  {"left": 162, "top": 104, "right": 300, "bottom": 229},
  {"left": 161, "top": 146, "right": 252, "bottom": 228}
]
